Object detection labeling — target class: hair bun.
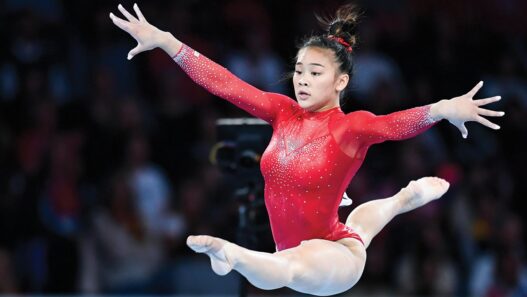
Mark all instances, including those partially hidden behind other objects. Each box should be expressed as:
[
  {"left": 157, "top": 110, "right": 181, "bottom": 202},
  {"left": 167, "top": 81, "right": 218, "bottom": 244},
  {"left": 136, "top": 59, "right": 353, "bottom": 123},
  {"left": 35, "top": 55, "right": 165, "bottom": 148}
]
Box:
[{"left": 317, "top": 3, "right": 360, "bottom": 48}]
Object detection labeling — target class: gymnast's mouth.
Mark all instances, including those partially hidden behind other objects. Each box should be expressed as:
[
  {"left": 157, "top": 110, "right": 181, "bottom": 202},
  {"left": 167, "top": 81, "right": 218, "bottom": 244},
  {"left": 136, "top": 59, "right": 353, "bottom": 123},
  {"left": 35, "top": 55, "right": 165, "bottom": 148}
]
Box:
[{"left": 298, "top": 91, "right": 311, "bottom": 100}]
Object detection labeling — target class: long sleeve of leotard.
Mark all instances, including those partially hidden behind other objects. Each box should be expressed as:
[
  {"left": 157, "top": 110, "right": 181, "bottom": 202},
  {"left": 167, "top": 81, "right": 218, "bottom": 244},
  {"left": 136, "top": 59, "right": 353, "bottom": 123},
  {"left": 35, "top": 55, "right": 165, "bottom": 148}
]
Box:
[
  {"left": 172, "top": 44, "right": 295, "bottom": 125},
  {"left": 338, "top": 105, "right": 438, "bottom": 147}
]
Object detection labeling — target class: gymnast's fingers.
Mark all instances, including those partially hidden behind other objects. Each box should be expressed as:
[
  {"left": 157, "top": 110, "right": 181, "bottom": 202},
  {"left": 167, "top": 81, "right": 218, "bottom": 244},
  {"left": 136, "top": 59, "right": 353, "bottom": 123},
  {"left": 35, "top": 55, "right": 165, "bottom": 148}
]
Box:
[
  {"left": 466, "top": 81, "right": 483, "bottom": 98},
  {"left": 475, "top": 115, "right": 500, "bottom": 130},
  {"left": 477, "top": 107, "right": 505, "bottom": 117},
  {"left": 457, "top": 123, "right": 468, "bottom": 139},
  {"left": 118, "top": 4, "right": 139, "bottom": 23},
  {"left": 133, "top": 3, "right": 146, "bottom": 22},
  {"left": 128, "top": 44, "right": 144, "bottom": 60},
  {"left": 110, "top": 13, "right": 131, "bottom": 34},
  {"left": 474, "top": 96, "right": 501, "bottom": 106}
]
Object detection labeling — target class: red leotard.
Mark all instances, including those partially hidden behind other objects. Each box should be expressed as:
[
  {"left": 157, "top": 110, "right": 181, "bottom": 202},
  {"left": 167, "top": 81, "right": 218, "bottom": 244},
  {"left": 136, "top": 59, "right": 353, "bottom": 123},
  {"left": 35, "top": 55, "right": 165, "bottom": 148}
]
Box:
[{"left": 174, "top": 45, "right": 438, "bottom": 251}]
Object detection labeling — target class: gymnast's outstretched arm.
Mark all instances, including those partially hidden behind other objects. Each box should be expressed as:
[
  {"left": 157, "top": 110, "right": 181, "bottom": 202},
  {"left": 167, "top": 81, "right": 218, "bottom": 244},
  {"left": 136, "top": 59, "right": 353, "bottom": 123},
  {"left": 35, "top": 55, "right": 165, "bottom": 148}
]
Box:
[
  {"left": 337, "top": 82, "right": 504, "bottom": 150},
  {"left": 109, "top": 3, "right": 295, "bottom": 125}
]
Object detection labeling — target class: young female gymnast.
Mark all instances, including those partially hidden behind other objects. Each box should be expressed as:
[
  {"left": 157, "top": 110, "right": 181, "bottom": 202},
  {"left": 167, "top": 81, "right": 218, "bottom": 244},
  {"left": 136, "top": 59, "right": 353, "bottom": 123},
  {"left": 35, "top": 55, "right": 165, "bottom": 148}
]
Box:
[{"left": 110, "top": 3, "right": 504, "bottom": 296}]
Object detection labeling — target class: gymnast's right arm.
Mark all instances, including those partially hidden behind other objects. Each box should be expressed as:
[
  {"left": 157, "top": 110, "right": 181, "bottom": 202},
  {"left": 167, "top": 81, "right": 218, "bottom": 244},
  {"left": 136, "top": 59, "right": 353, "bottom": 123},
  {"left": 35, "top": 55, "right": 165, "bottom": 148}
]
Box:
[{"left": 109, "top": 3, "right": 293, "bottom": 124}]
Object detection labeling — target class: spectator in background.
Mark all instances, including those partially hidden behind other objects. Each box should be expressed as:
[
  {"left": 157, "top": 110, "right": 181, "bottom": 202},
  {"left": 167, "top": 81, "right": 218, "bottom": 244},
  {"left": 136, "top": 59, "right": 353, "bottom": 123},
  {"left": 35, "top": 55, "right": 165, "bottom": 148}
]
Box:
[
  {"left": 225, "top": 25, "right": 286, "bottom": 94},
  {"left": 0, "top": 9, "right": 71, "bottom": 104},
  {"left": 396, "top": 221, "right": 458, "bottom": 296},
  {"left": 124, "top": 132, "right": 185, "bottom": 239},
  {"left": 38, "top": 132, "right": 84, "bottom": 292},
  {"left": 350, "top": 21, "right": 405, "bottom": 109},
  {"left": 483, "top": 53, "right": 527, "bottom": 108},
  {"left": 149, "top": 71, "right": 203, "bottom": 183},
  {"left": 91, "top": 171, "right": 170, "bottom": 293},
  {"left": 470, "top": 214, "right": 527, "bottom": 297},
  {"left": 1, "top": 99, "right": 57, "bottom": 293}
]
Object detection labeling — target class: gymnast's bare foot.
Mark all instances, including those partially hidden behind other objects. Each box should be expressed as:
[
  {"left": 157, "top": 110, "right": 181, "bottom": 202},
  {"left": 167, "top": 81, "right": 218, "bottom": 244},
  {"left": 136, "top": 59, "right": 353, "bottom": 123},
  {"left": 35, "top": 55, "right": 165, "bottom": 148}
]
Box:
[
  {"left": 187, "top": 235, "right": 233, "bottom": 275},
  {"left": 398, "top": 177, "right": 450, "bottom": 214}
]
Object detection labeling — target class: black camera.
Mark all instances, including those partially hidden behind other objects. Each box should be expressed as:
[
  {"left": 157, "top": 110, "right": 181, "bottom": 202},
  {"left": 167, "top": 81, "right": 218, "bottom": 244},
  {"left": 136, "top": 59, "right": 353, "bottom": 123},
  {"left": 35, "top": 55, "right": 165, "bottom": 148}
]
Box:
[{"left": 211, "top": 118, "right": 272, "bottom": 180}]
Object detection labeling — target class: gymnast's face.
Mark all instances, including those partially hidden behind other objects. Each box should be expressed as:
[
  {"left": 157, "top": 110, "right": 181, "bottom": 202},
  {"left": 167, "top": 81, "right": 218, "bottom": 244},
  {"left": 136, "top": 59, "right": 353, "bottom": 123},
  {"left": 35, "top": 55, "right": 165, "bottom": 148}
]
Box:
[{"left": 293, "top": 47, "right": 349, "bottom": 112}]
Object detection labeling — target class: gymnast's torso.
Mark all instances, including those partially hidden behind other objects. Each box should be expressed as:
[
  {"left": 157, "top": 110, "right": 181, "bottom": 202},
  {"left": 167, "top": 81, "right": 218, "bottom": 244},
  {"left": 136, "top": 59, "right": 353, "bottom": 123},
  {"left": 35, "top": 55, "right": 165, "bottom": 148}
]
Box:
[{"left": 261, "top": 106, "right": 366, "bottom": 251}]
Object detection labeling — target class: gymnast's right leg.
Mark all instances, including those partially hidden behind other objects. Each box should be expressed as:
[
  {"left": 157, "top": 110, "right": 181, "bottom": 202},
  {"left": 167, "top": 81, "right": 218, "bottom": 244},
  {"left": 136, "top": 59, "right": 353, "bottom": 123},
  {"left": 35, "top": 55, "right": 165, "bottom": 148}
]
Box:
[
  {"left": 186, "top": 235, "right": 366, "bottom": 296},
  {"left": 186, "top": 235, "right": 291, "bottom": 289}
]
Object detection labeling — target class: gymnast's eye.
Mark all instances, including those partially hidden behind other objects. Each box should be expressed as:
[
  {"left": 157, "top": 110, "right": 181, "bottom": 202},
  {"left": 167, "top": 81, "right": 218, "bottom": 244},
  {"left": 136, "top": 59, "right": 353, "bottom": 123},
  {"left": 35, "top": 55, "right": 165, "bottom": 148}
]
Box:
[
  {"left": 294, "top": 70, "right": 302, "bottom": 75},
  {"left": 311, "top": 72, "right": 321, "bottom": 76}
]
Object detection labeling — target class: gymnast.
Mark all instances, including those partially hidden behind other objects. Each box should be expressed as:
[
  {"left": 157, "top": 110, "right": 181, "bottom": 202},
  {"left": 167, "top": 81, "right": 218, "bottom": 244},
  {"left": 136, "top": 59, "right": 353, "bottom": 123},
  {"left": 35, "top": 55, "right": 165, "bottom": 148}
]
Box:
[{"left": 110, "top": 3, "right": 504, "bottom": 296}]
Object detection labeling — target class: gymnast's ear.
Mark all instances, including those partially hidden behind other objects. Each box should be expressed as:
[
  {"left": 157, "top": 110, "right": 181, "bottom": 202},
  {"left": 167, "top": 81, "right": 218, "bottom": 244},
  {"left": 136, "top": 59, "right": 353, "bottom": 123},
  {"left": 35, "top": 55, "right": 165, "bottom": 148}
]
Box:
[{"left": 335, "top": 73, "right": 349, "bottom": 92}]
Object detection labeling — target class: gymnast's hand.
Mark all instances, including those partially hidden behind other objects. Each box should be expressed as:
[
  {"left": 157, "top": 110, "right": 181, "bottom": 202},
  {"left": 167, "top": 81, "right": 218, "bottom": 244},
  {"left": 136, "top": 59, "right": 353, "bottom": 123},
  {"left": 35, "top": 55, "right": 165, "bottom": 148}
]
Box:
[
  {"left": 430, "top": 81, "right": 505, "bottom": 138},
  {"left": 110, "top": 3, "right": 181, "bottom": 60}
]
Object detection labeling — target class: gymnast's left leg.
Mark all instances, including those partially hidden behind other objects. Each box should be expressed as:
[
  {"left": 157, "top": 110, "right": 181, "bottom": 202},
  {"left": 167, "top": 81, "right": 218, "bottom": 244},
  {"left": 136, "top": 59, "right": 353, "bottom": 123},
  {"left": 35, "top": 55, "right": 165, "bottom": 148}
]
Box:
[
  {"left": 187, "top": 235, "right": 366, "bottom": 296},
  {"left": 345, "top": 176, "right": 450, "bottom": 248}
]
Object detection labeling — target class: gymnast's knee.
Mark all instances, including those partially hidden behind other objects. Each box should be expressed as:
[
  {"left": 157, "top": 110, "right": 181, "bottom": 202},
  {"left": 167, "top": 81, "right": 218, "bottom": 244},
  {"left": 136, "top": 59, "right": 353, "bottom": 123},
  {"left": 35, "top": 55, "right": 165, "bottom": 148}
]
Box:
[{"left": 278, "top": 252, "right": 306, "bottom": 285}]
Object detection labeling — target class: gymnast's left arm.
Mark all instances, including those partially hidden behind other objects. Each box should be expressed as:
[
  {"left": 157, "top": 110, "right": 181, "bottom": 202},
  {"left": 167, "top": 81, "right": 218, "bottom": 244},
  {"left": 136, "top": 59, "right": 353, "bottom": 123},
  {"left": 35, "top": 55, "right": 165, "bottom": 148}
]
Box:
[{"left": 341, "top": 81, "right": 504, "bottom": 146}]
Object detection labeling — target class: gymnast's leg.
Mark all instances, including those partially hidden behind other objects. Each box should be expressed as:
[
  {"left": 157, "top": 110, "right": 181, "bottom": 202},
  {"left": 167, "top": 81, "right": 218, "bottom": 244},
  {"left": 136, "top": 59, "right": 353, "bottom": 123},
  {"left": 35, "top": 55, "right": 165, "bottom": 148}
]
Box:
[
  {"left": 345, "top": 176, "right": 450, "bottom": 248},
  {"left": 186, "top": 235, "right": 366, "bottom": 296}
]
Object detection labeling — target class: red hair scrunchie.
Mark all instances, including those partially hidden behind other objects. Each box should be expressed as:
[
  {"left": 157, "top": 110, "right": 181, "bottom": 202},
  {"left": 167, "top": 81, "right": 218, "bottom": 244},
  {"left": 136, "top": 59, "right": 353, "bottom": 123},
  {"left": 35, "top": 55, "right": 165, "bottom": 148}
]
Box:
[{"left": 327, "top": 35, "right": 353, "bottom": 52}]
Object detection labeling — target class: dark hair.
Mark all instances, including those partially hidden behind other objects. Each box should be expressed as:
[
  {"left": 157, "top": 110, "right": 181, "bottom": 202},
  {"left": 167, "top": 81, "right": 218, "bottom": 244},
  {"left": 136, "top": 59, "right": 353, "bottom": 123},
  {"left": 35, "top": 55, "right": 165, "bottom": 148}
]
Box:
[{"left": 297, "top": 3, "right": 361, "bottom": 101}]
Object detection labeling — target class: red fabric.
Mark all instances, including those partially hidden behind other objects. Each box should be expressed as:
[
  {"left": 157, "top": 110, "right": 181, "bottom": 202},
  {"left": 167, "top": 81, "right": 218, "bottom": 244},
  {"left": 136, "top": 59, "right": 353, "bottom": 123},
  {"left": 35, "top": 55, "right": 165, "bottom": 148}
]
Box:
[{"left": 174, "top": 44, "right": 437, "bottom": 250}]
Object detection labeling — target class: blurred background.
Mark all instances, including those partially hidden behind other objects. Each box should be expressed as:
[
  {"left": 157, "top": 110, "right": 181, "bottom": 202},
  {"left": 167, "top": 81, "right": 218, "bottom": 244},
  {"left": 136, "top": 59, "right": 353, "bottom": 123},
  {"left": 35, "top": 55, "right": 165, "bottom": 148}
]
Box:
[{"left": 0, "top": 0, "right": 526, "bottom": 296}]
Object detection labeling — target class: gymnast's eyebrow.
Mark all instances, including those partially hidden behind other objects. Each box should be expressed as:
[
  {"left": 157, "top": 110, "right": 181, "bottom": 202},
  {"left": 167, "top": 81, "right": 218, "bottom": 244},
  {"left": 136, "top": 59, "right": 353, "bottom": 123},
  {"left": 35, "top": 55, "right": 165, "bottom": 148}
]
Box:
[{"left": 295, "top": 62, "right": 326, "bottom": 67}]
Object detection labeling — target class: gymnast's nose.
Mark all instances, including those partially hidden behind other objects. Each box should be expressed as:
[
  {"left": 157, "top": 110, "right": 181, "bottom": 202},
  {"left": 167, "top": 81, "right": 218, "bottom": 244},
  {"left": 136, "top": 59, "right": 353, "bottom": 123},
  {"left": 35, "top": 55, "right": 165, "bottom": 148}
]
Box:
[{"left": 298, "top": 78, "right": 308, "bottom": 86}]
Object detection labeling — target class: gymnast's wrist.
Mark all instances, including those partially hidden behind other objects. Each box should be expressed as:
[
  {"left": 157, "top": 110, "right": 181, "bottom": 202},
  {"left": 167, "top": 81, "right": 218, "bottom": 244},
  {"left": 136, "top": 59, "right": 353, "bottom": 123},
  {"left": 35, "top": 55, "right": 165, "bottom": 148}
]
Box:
[
  {"left": 429, "top": 99, "right": 448, "bottom": 122},
  {"left": 159, "top": 31, "right": 183, "bottom": 58}
]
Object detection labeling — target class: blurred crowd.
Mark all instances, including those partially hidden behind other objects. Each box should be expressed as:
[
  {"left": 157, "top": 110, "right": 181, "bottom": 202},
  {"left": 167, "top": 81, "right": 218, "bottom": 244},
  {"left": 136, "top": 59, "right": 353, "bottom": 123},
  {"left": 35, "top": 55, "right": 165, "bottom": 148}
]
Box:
[{"left": 0, "top": 0, "right": 526, "bottom": 296}]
